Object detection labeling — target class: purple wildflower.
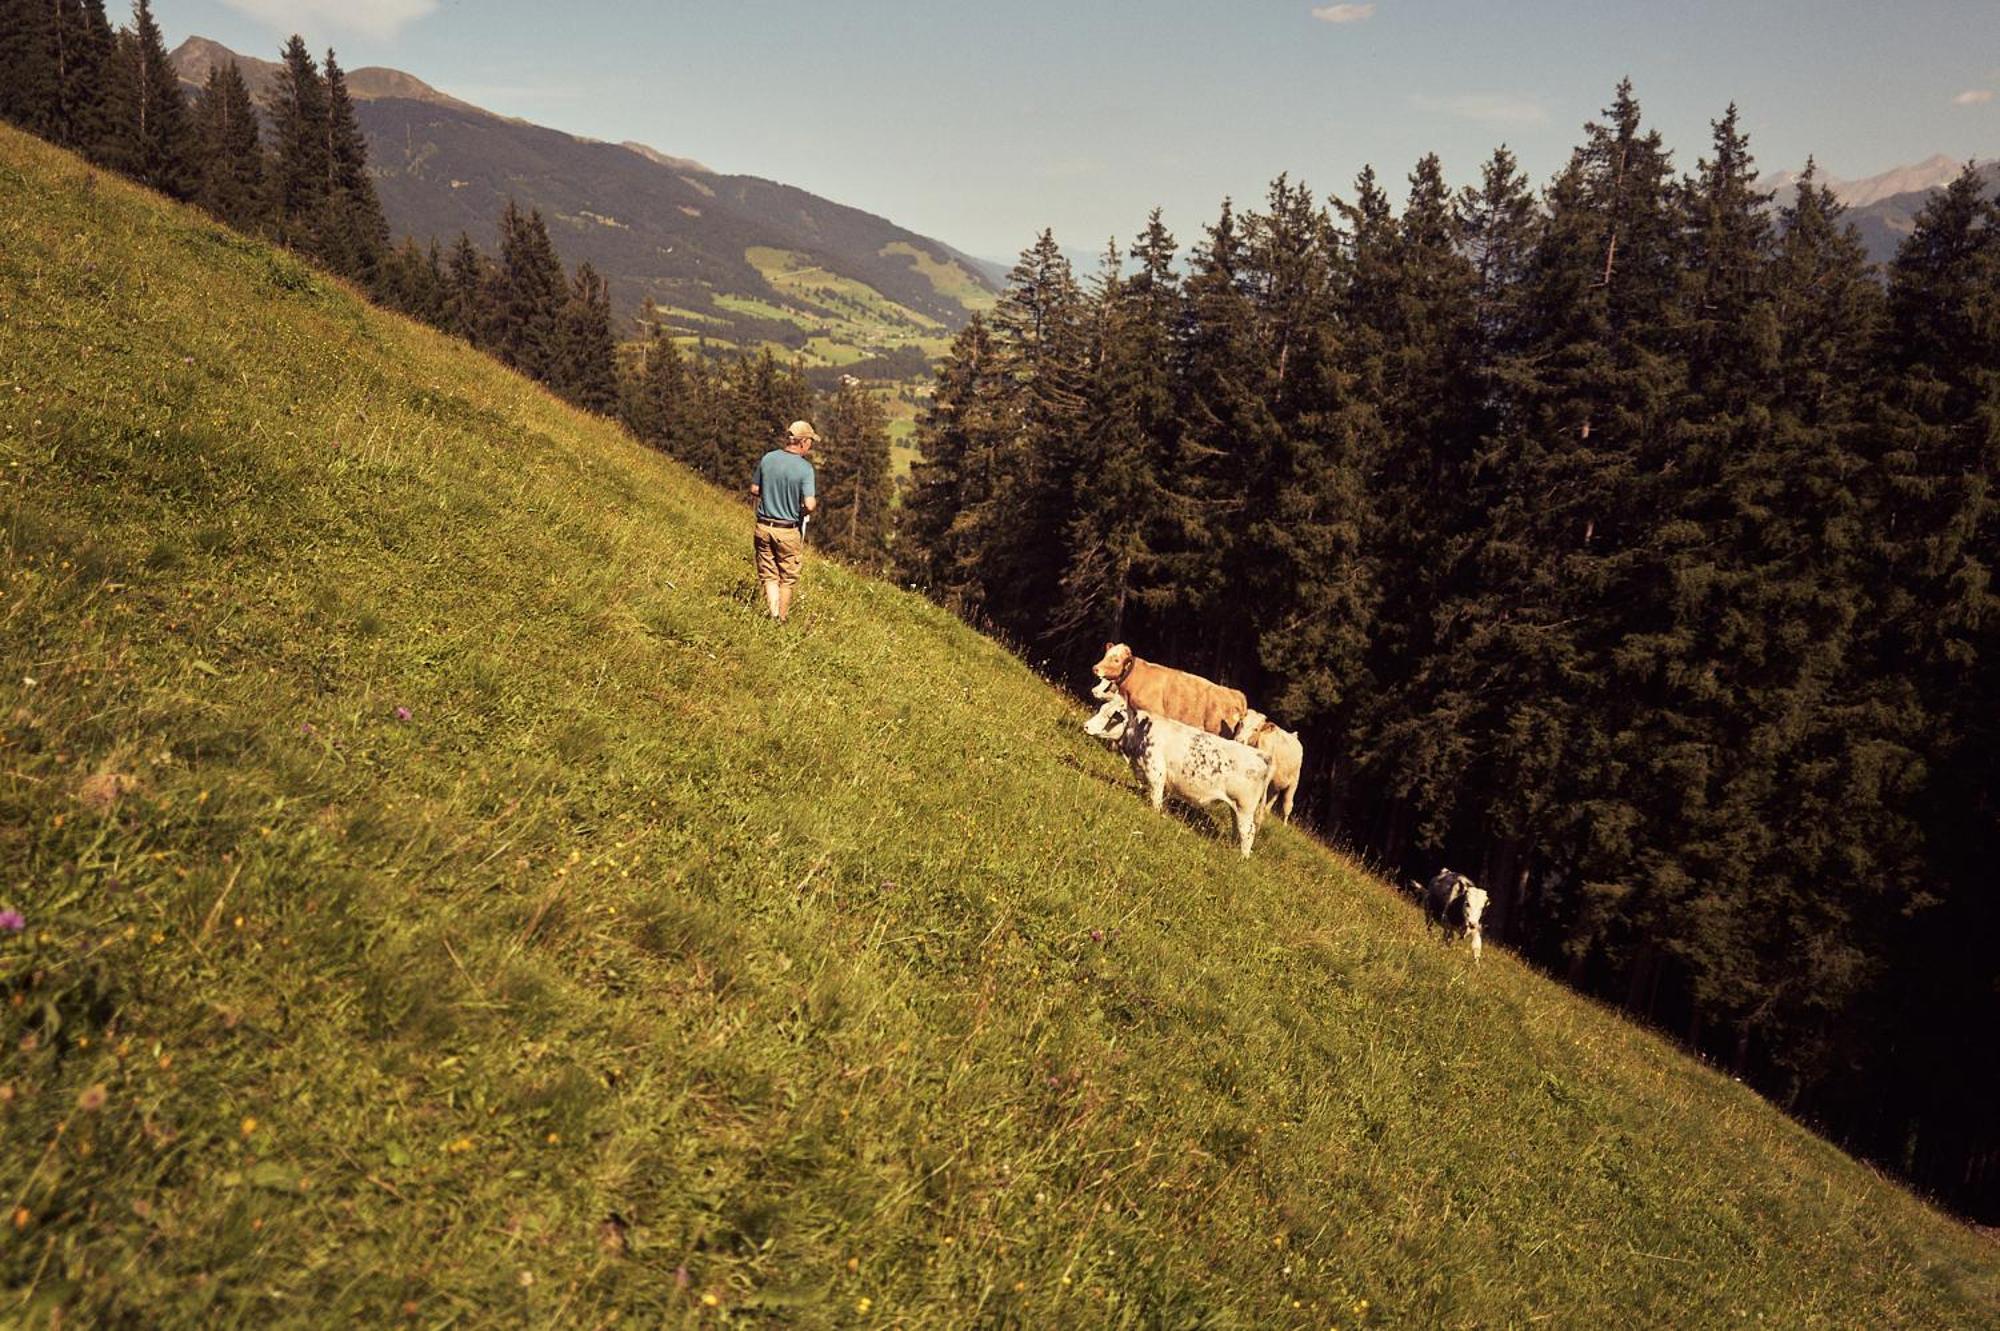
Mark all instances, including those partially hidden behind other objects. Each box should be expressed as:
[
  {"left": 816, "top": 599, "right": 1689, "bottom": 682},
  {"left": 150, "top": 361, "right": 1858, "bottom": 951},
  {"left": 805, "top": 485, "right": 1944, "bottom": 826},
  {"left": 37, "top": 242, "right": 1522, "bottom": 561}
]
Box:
[
  {"left": 0, "top": 910, "right": 24, "bottom": 934},
  {"left": 393, "top": 707, "right": 412, "bottom": 722},
  {"left": 1089, "top": 928, "right": 1104, "bottom": 943},
  {"left": 300, "top": 722, "right": 316, "bottom": 736}
]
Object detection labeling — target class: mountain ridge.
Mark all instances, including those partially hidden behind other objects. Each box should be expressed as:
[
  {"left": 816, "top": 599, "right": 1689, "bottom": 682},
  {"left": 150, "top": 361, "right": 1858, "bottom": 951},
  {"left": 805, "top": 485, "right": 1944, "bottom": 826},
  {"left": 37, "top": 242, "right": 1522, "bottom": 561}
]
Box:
[{"left": 1756, "top": 152, "right": 1998, "bottom": 265}]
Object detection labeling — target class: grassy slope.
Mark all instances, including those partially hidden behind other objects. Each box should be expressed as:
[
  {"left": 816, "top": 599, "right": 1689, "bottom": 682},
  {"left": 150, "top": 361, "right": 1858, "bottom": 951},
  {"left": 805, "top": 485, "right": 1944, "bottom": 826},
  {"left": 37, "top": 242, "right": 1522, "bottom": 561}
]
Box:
[{"left": 0, "top": 126, "right": 1993, "bottom": 1328}]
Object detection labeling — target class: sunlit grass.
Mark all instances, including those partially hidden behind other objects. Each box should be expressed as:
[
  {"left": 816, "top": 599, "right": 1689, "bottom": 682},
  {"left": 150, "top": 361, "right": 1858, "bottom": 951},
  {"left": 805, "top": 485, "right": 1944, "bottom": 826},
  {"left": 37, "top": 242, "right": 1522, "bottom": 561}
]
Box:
[{"left": 1, "top": 125, "right": 1994, "bottom": 1327}]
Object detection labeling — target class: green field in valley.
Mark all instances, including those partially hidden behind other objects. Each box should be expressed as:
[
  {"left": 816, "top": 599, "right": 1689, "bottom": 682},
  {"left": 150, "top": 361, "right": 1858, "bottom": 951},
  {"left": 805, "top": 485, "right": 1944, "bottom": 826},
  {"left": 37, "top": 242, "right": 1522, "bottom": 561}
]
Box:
[{"left": 1, "top": 126, "right": 1995, "bottom": 1327}]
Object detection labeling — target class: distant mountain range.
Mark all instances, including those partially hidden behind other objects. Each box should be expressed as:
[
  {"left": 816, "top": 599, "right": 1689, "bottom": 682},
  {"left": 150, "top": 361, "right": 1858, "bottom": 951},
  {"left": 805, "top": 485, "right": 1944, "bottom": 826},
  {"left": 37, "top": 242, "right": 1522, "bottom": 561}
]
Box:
[
  {"left": 1756, "top": 153, "right": 2000, "bottom": 266},
  {"left": 168, "top": 36, "right": 997, "bottom": 364}
]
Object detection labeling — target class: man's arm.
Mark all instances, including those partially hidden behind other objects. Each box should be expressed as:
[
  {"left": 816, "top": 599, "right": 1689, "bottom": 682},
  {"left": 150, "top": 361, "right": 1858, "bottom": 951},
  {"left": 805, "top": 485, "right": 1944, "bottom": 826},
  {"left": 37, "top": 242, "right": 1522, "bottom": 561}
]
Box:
[{"left": 802, "top": 467, "right": 817, "bottom": 514}]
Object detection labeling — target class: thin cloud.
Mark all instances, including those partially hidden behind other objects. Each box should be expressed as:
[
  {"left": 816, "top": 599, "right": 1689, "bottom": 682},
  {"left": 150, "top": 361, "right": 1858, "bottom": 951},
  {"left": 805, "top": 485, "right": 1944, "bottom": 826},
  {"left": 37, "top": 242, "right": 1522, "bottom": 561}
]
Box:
[
  {"left": 218, "top": 0, "right": 438, "bottom": 41},
  {"left": 1311, "top": 4, "right": 1376, "bottom": 24},
  {"left": 1409, "top": 92, "right": 1549, "bottom": 126},
  {"left": 1953, "top": 89, "right": 1994, "bottom": 106}
]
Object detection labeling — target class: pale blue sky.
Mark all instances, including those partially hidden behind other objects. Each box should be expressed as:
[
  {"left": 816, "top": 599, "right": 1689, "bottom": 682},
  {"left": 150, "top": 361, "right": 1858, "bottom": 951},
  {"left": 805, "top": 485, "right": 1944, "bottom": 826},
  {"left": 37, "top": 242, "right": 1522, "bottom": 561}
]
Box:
[{"left": 157, "top": 0, "right": 1999, "bottom": 260}]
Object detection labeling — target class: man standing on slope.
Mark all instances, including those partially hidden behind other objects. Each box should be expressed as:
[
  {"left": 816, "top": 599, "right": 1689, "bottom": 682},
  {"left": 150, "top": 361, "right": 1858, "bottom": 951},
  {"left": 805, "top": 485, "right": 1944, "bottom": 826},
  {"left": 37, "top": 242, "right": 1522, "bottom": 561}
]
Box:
[{"left": 749, "top": 419, "right": 819, "bottom": 623}]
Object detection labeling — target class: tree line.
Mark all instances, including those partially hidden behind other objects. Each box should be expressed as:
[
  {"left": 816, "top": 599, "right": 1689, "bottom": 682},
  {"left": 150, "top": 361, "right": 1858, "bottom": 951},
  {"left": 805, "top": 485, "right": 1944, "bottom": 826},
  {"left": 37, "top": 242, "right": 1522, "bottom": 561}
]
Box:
[
  {"left": 0, "top": 1, "right": 898, "bottom": 569},
  {"left": 2, "top": 0, "right": 390, "bottom": 286},
  {"left": 898, "top": 84, "right": 1998, "bottom": 1221}
]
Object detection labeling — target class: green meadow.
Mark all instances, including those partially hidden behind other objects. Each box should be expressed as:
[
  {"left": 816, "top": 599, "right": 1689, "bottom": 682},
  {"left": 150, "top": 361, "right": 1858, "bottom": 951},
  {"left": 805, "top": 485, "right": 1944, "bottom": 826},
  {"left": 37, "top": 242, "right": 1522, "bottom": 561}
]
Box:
[{"left": 1, "top": 126, "right": 1994, "bottom": 1327}]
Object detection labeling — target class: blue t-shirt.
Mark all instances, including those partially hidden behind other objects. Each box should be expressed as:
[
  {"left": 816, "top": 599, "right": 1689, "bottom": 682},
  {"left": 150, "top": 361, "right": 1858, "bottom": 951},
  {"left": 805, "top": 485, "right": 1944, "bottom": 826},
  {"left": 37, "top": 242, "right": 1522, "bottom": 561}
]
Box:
[{"left": 753, "top": 448, "right": 816, "bottom": 523}]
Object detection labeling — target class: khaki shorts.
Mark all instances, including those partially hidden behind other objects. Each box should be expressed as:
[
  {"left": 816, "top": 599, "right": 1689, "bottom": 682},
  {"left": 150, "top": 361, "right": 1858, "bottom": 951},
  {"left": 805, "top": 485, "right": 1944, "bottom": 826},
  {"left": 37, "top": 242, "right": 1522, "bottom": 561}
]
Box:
[{"left": 754, "top": 522, "right": 804, "bottom": 585}]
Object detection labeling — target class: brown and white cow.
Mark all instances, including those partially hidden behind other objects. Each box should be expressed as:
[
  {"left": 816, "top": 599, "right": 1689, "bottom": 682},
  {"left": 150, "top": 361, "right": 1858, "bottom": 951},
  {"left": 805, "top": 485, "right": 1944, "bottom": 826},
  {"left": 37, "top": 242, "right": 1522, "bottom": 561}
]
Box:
[
  {"left": 1091, "top": 643, "right": 1248, "bottom": 738},
  {"left": 1231, "top": 710, "right": 1304, "bottom": 824}
]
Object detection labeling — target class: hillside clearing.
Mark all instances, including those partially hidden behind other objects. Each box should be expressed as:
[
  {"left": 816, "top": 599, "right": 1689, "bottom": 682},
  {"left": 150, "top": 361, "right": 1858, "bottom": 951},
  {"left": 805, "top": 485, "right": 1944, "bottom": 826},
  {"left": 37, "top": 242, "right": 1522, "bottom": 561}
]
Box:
[{"left": 0, "top": 127, "right": 1994, "bottom": 1327}]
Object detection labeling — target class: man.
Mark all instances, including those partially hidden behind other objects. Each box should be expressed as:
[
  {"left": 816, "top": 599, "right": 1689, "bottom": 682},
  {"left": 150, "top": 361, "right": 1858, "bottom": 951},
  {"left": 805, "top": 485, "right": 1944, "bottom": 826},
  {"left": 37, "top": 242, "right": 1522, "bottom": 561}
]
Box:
[{"left": 749, "top": 419, "right": 820, "bottom": 622}]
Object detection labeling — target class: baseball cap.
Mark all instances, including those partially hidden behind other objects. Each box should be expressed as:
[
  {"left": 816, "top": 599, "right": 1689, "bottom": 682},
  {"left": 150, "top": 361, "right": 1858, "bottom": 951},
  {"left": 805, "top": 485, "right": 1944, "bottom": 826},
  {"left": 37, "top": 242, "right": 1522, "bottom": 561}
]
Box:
[{"left": 787, "top": 420, "right": 820, "bottom": 444}]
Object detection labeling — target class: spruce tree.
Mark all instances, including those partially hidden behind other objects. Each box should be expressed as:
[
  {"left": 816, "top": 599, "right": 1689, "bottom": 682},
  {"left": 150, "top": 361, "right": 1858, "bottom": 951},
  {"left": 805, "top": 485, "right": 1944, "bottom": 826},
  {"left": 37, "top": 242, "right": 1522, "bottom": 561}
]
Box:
[
  {"left": 267, "top": 35, "right": 329, "bottom": 252},
  {"left": 812, "top": 379, "right": 895, "bottom": 567},
  {"left": 1243, "top": 173, "right": 1381, "bottom": 752},
  {"left": 621, "top": 321, "right": 689, "bottom": 454},
  {"left": 900, "top": 314, "right": 1010, "bottom": 615},
  {"left": 192, "top": 60, "right": 266, "bottom": 232},
  {"left": 553, "top": 260, "right": 619, "bottom": 414},
  {"left": 492, "top": 199, "right": 567, "bottom": 384},
  {"left": 100, "top": 0, "right": 192, "bottom": 198},
  {"left": 1344, "top": 154, "right": 1485, "bottom": 861},
  {"left": 977, "top": 230, "right": 1089, "bottom": 648},
  {"left": 1160, "top": 198, "right": 1277, "bottom": 665},
  {"left": 1868, "top": 168, "right": 2000, "bottom": 1189},
  {"left": 1440, "top": 81, "right": 1687, "bottom": 969},
  {"left": 0, "top": 0, "right": 60, "bottom": 136},
  {"left": 443, "top": 231, "right": 490, "bottom": 345},
  {"left": 1047, "top": 213, "right": 1177, "bottom": 655},
  {"left": 321, "top": 50, "right": 388, "bottom": 282}
]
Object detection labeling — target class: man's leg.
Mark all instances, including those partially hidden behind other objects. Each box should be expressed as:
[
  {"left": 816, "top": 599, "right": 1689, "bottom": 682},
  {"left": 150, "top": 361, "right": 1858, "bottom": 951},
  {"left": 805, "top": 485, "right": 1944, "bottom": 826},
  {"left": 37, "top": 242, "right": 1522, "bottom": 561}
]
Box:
[
  {"left": 763, "top": 579, "right": 784, "bottom": 618},
  {"left": 775, "top": 529, "right": 802, "bottom": 622}
]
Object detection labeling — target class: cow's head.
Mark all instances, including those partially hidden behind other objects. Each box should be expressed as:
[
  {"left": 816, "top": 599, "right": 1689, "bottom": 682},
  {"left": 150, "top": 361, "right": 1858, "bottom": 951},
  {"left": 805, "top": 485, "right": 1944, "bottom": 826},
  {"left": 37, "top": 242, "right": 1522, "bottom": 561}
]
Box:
[
  {"left": 1463, "top": 885, "right": 1490, "bottom": 961},
  {"left": 1091, "top": 642, "right": 1133, "bottom": 680},
  {"left": 1089, "top": 675, "right": 1121, "bottom": 703},
  {"left": 1234, "top": 709, "right": 1267, "bottom": 743},
  {"left": 1083, "top": 697, "right": 1130, "bottom": 741}
]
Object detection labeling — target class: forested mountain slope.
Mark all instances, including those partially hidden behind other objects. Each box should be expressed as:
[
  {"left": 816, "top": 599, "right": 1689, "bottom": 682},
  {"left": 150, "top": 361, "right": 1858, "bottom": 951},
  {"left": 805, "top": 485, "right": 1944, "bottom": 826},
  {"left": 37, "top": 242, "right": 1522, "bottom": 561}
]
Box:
[
  {"left": 1, "top": 125, "right": 1994, "bottom": 1327},
  {"left": 167, "top": 35, "right": 997, "bottom": 352}
]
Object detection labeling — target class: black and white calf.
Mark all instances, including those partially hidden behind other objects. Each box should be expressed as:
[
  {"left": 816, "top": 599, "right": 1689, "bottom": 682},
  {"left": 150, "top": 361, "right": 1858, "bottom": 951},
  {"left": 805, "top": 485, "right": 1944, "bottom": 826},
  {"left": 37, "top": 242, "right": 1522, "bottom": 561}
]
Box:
[
  {"left": 1417, "top": 868, "right": 1490, "bottom": 962},
  {"left": 1083, "top": 698, "right": 1273, "bottom": 858}
]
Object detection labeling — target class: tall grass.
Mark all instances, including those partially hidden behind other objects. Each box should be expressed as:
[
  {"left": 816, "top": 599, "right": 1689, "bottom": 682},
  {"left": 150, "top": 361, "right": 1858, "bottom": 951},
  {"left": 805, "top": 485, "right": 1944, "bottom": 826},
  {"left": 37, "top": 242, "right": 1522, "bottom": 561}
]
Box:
[{"left": 0, "top": 125, "right": 1993, "bottom": 1327}]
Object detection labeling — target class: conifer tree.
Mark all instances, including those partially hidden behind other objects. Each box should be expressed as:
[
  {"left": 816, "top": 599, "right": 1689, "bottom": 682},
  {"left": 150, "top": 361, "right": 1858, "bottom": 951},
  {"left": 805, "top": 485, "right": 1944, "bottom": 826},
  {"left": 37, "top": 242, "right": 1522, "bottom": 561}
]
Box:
[
  {"left": 1868, "top": 168, "right": 2000, "bottom": 1184},
  {"left": 492, "top": 199, "right": 567, "bottom": 384},
  {"left": 900, "top": 314, "right": 1011, "bottom": 615},
  {"left": 812, "top": 379, "right": 895, "bottom": 567},
  {"left": 979, "top": 230, "right": 1089, "bottom": 647},
  {"left": 1047, "top": 214, "right": 1177, "bottom": 654},
  {"left": 379, "top": 236, "right": 446, "bottom": 327},
  {"left": 320, "top": 50, "right": 388, "bottom": 281},
  {"left": 267, "top": 35, "right": 329, "bottom": 252},
  {"left": 1160, "top": 198, "right": 1276, "bottom": 665},
  {"left": 553, "top": 260, "right": 619, "bottom": 414},
  {"left": 625, "top": 322, "right": 692, "bottom": 454},
  {"left": 723, "top": 348, "right": 810, "bottom": 486},
  {"left": 443, "top": 231, "right": 491, "bottom": 345},
  {"left": 0, "top": 0, "right": 60, "bottom": 137},
  {"left": 1343, "top": 155, "right": 1486, "bottom": 858},
  {"left": 100, "top": 0, "right": 192, "bottom": 198},
  {"left": 192, "top": 60, "right": 266, "bottom": 232},
  {"left": 1243, "top": 174, "right": 1381, "bottom": 748},
  {"left": 0, "top": 0, "right": 116, "bottom": 151},
  {"left": 1364, "top": 146, "right": 1542, "bottom": 860}
]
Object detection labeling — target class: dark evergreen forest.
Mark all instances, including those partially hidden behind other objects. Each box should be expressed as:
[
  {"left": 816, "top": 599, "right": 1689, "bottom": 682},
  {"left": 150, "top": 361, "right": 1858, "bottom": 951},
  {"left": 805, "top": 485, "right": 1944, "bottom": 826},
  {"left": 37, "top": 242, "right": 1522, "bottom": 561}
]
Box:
[
  {"left": 898, "top": 86, "right": 1999, "bottom": 1222},
  {"left": 5, "top": 9, "right": 1992, "bottom": 1220}
]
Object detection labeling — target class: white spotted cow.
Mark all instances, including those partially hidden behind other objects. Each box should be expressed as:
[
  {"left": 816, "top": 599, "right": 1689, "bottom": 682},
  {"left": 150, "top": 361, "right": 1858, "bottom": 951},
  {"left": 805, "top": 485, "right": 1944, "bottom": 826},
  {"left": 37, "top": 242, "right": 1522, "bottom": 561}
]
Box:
[
  {"left": 1417, "top": 868, "right": 1490, "bottom": 962},
  {"left": 1231, "top": 709, "right": 1304, "bottom": 825},
  {"left": 1084, "top": 697, "right": 1273, "bottom": 858}
]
